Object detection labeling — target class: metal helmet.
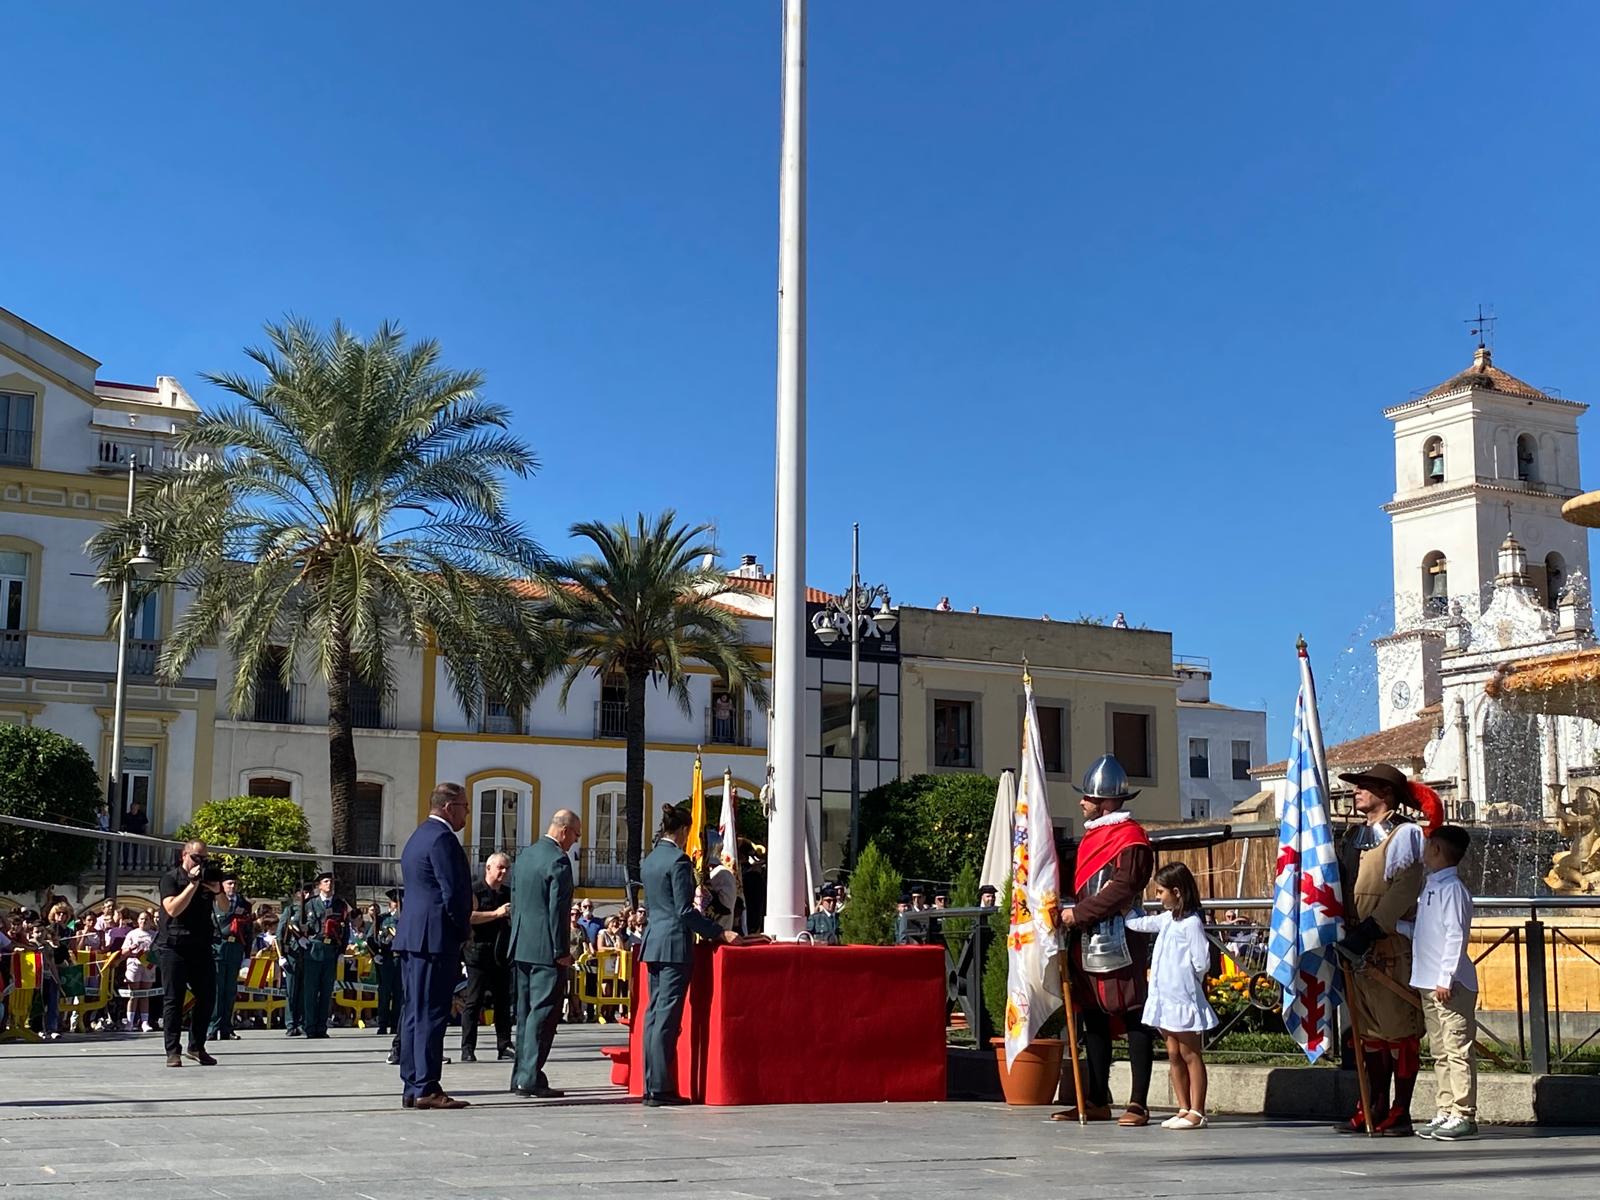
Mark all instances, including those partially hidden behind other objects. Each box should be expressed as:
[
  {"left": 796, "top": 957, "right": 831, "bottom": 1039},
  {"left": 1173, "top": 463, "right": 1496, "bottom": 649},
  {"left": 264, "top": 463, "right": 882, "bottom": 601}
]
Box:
[{"left": 1073, "top": 754, "right": 1141, "bottom": 802}]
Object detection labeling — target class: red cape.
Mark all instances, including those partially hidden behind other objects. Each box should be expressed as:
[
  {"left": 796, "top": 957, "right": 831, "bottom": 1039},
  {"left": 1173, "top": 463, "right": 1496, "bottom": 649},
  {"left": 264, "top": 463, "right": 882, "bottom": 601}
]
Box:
[{"left": 1073, "top": 817, "right": 1151, "bottom": 894}]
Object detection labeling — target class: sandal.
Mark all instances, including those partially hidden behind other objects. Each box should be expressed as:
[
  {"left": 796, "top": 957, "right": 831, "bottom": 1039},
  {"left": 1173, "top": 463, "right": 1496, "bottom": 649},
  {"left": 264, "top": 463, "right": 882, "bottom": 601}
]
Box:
[
  {"left": 1160, "top": 1110, "right": 1194, "bottom": 1128},
  {"left": 1172, "top": 1111, "right": 1209, "bottom": 1129},
  {"left": 1118, "top": 1103, "right": 1150, "bottom": 1127}
]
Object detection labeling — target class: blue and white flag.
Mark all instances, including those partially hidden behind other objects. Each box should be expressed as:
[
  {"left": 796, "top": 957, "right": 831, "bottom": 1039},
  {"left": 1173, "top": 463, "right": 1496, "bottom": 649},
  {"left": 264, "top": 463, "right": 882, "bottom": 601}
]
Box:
[{"left": 1265, "top": 643, "right": 1345, "bottom": 1062}]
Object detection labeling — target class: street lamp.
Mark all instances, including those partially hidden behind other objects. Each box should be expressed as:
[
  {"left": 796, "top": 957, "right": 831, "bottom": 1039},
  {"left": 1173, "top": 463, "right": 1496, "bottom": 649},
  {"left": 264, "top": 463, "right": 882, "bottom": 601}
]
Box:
[
  {"left": 103, "top": 455, "right": 158, "bottom": 902},
  {"left": 811, "top": 523, "right": 896, "bottom": 870}
]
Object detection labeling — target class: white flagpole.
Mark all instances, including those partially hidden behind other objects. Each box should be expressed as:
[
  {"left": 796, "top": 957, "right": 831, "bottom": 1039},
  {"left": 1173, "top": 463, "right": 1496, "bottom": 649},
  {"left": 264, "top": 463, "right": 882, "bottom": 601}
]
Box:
[
  {"left": 1296, "top": 636, "right": 1328, "bottom": 791},
  {"left": 765, "top": 0, "right": 808, "bottom": 940}
]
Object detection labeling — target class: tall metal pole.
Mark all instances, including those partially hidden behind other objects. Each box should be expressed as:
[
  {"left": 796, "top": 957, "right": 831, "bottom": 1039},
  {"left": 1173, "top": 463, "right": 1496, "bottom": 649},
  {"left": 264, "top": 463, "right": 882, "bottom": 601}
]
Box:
[
  {"left": 765, "top": 0, "right": 807, "bottom": 939},
  {"left": 848, "top": 522, "right": 861, "bottom": 869},
  {"left": 103, "top": 456, "right": 136, "bottom": 901}
]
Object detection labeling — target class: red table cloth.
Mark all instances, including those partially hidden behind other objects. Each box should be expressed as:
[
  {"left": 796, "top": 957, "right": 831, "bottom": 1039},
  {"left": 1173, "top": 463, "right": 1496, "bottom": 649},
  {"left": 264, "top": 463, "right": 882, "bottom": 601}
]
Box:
[{"left": 626, "top": 942, "right": 947, "bottom": 1105}]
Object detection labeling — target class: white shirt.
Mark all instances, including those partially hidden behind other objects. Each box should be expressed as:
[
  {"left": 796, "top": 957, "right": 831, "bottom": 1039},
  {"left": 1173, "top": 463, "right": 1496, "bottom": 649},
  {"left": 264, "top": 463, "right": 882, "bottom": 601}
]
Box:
[{"left": 1399, "top": 866, "right": 1477, "bottom": 992}]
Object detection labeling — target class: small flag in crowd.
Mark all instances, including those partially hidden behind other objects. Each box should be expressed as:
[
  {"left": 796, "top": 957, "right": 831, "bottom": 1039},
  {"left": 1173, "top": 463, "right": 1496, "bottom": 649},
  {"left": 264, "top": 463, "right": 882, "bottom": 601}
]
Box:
[
  {"left": 1266, "top": 641, "right": 1345, "bottom": 1062},
  {"left": 1005, "top": 669, "right": 1063, "bottom": 1068}
]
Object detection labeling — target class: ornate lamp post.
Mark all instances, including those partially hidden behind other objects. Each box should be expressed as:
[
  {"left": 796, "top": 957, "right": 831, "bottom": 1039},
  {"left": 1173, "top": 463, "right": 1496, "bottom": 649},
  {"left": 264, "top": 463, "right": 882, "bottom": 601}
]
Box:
[{"left": 811, "top": 523, "right": 896, "bottom": 869}]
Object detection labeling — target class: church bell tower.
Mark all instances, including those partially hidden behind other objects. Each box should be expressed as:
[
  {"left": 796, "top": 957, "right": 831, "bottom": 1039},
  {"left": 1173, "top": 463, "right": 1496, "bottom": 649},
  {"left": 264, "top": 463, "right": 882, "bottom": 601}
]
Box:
[{"left": 1376, "top": 338, "right": 1590, "bottom": 730}]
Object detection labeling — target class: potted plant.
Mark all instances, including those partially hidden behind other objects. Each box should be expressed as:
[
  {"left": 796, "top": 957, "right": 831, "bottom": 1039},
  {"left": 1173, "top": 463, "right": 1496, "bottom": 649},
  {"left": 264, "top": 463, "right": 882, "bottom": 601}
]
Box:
[{"left": 984, "top": 877, "right": 1066, "bottom": 1105}]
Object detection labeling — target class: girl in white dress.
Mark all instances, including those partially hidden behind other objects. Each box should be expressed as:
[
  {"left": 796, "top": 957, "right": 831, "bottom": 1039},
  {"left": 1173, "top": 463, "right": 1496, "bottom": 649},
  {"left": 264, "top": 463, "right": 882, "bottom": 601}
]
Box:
[{"left": 1126, "top": 863, "right": 1217, "bottom": 1129}]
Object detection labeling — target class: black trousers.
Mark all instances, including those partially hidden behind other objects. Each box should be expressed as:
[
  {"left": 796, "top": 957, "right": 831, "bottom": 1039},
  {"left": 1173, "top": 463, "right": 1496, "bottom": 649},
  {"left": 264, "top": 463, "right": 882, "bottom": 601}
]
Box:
[
  {"left": 1079, "top": 1007, "right": 1155, "bottom": 1109},
  {"left": 460, "top": 960, "right": 513, "bottom": 1052},
  {"left": 159, "top": 946, "right": 216, "bottom": 1057},
  {"left": 375, "top": 960, "right": 401, "bottom": 1031}
]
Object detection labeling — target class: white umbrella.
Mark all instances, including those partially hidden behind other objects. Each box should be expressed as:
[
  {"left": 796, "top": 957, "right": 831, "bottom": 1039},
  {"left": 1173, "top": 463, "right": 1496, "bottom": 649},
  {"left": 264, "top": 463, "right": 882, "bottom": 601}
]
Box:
[{"left": 980, "top": 768, "right": 1017, "bottom": 891}]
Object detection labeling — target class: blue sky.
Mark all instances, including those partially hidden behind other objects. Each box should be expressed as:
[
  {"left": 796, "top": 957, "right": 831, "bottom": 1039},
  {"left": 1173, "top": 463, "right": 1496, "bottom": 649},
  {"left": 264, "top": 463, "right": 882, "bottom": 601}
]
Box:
[{"left": 6, "top": 3, "right": 1600, "bottom": 749}]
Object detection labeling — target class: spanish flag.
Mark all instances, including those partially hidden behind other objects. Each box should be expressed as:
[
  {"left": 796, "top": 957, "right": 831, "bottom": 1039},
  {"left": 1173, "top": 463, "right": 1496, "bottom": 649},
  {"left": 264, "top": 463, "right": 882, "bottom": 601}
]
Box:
[{"left": 688, "top": 751, "right": 707, "bottom": 876}]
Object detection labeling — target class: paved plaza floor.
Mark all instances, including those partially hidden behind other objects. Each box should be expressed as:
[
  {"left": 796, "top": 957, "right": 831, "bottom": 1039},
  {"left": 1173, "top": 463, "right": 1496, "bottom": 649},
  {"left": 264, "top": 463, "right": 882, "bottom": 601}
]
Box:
[{"left": 2, "top": 1026, "right": 1597, "bottom": 1199}]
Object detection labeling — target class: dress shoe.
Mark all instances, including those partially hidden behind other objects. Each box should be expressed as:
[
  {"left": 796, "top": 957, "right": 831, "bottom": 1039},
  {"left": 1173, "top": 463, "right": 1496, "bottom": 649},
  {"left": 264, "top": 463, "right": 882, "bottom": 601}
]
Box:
[
  {"left": 401, "top": 1094, "right": 416, "bottom": 1109},
  {"left": 459, "top": 1049, "right": 478, "bottom": 1063},
  {"left": 642, "top": 1093, "right": 690, "bottom": 1107},
  {"left": 165, "top": 1053, "right": 182, "bottom": 1068},
  {"left": 513, "top": 1085, "right": 563, "bottom": 1099},
  {"left": 385, "top": 1051, "right": 400, "bottom": 1065},
  {"left": 413, "top": 1092, "right": 470, "bottom": 1110},
  {"left": 376, "top": 1027, "right": 389, "bottom": 1036},
  {"left": 1049, "top": 1103, "right": 1114, "bottom": 1122},
  {"left": 307, "top": 1032, "right": 330, "bottom": 1040},
  {"left": 497, "top": 1046, "right": 516, "bottom": 1061},
  {"left": 184, "top": 1049, "right": 218, "bottom": 1066},
  {"left": 286, "top": 1028, "right": 303, "bottom": 1038}
]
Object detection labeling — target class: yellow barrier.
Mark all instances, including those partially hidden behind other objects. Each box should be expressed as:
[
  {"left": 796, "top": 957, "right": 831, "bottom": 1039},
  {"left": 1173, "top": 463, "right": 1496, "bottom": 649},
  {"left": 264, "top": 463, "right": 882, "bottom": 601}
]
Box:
[
  {"left": 61, "top": 951, "right": 115, "bottom": 1030},
  {"left": 231, "top": 952, "right": 286, "bottom": 1022},
  {"left": 334, "top": 953, "right": 378, "bottom": 1027},
  {"left": 576, "top": 947, "right": 633, "bottom": 1023},
  {"left": 2, "top": 949, "right": 42, "bottom": 1043}
]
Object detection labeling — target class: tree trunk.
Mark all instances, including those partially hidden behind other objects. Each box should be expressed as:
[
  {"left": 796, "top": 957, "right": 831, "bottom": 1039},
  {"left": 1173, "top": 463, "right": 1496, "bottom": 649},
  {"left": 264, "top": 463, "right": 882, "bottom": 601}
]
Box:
[
  {"left": 327, "top": 637, "right": 358, "bottom": 899},
  {"left": 624, "top": 667, "right": 648, "bottom": 907}
]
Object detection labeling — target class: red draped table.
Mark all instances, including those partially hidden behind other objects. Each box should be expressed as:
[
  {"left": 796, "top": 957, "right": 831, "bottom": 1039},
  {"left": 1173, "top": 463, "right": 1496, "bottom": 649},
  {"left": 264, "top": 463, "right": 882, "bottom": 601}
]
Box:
[{"left": 623, "top": 942, "right": 947, "bottom": 1105}]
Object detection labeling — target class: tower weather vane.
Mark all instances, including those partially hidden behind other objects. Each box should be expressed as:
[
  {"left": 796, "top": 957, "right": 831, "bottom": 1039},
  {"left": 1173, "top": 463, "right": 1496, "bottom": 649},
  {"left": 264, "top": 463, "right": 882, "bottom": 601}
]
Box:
[{"left": 1465, "top": 304, "right": 1497, "bottom": 349}]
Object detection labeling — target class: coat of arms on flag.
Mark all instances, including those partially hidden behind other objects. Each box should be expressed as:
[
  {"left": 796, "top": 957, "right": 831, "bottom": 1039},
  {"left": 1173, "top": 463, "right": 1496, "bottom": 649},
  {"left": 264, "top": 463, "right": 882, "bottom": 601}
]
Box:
[
  {"left": 1265, "top": 640, "right": 1345, "bottom": 1062},
  {"left": 1004, "top": 668, "right": 1063, "bottom": 1067}
]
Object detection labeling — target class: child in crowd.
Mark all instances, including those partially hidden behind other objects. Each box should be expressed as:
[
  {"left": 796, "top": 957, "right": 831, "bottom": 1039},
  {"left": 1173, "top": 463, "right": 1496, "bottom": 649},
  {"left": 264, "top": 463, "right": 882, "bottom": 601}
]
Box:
[
  {"left": 1126, "top": 862, "right": 1217, "bottom": 1129},
  {"left": 121, "top": 910, "right": 157, "bottom": 1031},
  {"left": 1400, "top": 824, "right": 1479, "bottom": 1141}
]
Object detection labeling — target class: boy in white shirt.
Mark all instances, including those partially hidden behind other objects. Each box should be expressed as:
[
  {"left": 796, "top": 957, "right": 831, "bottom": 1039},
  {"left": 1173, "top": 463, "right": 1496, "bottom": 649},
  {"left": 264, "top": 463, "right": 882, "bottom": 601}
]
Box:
[{"left": 1399, "top": 825, "right": 1478, "bottom": 1141}]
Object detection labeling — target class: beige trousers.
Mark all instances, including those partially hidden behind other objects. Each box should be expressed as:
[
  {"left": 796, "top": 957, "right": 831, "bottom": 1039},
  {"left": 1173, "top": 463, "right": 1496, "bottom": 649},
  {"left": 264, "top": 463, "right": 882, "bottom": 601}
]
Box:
[{"left": 1422, "top": 986, "right": 1478, "bottom": 1118}]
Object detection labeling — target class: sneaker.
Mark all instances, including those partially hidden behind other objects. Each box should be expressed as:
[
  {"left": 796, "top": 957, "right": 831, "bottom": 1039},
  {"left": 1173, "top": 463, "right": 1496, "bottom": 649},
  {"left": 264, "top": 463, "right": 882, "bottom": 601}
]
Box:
[
  {"left": 1416, "top": 1113, "right": 1449, "bottom": 1140},
  {"left": 140, "top": 1022, "right": 153, "bottom": 1033},
  {"left": 1431, "top": 1116, "right": 1478, "bottom": 1141}
]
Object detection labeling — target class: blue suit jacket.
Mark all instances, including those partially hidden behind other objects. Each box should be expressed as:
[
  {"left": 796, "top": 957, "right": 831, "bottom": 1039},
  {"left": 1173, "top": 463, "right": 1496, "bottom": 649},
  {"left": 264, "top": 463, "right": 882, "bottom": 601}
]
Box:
[
  {"left": 640, "top": 839, "right": 725, "bottom": 965},
  {"left": 394, "top": 816, "right": 471, "bottom": 957}
]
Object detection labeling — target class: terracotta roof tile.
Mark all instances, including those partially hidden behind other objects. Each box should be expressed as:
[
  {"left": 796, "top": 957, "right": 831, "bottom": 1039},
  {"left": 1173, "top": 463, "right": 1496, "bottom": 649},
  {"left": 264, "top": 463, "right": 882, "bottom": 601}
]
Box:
[
  {"left": 1252, "top": 712, "right": 1440, "bottom": 779},
  {"left": 1421, "top": 346, "right": 1551, "bottom": 403}
]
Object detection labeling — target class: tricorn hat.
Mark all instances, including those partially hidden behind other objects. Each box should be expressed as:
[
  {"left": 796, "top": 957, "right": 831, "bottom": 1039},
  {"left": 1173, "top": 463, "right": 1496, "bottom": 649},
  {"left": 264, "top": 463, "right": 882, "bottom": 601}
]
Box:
[{"left": 1073, "top": 754, "right": 1141, "bottom": 803}]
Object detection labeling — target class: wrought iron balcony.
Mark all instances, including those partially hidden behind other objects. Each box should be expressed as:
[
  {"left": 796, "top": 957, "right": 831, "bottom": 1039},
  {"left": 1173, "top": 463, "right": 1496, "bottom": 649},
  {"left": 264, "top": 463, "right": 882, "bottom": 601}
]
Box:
[
  {"left": 0, "top": 630, "right": 25, "bottom": 670},
  {"left": 705, "top": 704, "right": 754, "bottom": 747},
  {"left": 594, "top": 699, "right": 627, "bottom": 739},
  {"left": 252, "top": 680, "right": 307, "bottom": 725}
]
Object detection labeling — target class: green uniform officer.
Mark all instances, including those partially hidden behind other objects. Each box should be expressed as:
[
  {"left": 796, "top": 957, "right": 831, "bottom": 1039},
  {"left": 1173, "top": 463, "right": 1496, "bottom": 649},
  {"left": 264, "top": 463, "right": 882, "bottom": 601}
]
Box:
[
  {"left": 373, "top": 888, "right": 402, "bottom": 1038},
  {"left": 806, "top": 885, "right": 841, "bottom": 944},
  {"left": 301, "top": 872, "right": 351, "bottom": 1039},
  {"left": 209, "top": 874, "right": 251, "bottom": 1039},
  {"left": 279, "top": 888, "right": 310, "bottom": 1036}
]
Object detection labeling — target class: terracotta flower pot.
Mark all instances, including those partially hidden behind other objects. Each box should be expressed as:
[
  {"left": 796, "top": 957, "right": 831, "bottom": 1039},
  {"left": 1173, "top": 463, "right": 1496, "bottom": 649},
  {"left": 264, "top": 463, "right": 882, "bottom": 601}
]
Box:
[{"left": 991, "top": 1036, "right": 1065, "bottom": 1106}]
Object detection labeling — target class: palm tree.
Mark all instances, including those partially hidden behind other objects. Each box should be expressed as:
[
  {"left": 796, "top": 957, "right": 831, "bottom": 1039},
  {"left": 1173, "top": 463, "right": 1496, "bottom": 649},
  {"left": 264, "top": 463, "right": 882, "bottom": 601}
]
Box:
[
  {"left": 542, "top": 513, "right": 770, "bottom": 898},
  {"left": 90, "top": 318, "right": 554, "bottom": 864}
]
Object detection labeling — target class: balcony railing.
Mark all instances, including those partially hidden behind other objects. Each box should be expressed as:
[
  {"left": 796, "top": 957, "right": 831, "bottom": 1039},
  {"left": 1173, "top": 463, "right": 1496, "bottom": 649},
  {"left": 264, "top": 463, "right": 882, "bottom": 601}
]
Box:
[
  {"left": 579, "top": 846, "right": 630, "bottom": 889},
  {"left": 594, "top": 699, "right": 627, "bottom": 739},
  {"left": 705, "top": 705, "right": 754, "bottom": 747},
  {"left": 252, "top": 681, "right": 307, "bottom": 724},
  {"left": 127, "top": 639, "right": 161, "bottom": 676},
  {"left": 92, "top": 839, "right": 171, "bottom": 877},
  {"left": 348, "top": 842, "right": 397, "bottom": 889},
  {"left": 0, "top": 426, "right": 32, "bottom": 466},
  {"left": 94, "top": 438, "right": 206, "bottom": 473},
  {"left": 478, "top": 708, "right": 526, "bottom": 735},
  {"left": 351, "top": 695, "right": 392, "bottom": 729},
  {"left": 0, "top": 630, "right": 25, "bottom": 670}
]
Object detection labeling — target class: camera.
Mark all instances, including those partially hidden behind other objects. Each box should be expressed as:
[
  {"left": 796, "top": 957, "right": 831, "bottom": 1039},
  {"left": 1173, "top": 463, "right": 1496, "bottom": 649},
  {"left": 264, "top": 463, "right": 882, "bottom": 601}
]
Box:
[{"left": 189, "top": 856, "right": 226, "bottom": 884}]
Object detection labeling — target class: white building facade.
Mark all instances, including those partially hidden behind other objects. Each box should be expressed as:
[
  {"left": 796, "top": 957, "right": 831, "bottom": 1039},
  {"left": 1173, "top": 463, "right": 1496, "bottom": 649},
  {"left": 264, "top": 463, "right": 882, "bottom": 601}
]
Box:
[
  {"left": 1174, "top": 657, "right": 1267, "bottom": 821},
  {"left": 0, "top": 307, "right": 215, "bottom": 873}
]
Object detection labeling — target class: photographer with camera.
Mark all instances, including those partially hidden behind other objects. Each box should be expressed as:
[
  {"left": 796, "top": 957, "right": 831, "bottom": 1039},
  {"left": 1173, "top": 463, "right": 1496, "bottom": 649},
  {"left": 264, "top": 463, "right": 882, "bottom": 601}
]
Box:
[{"left": 158, "top": 840, "right": 224, "bottom": 1067}]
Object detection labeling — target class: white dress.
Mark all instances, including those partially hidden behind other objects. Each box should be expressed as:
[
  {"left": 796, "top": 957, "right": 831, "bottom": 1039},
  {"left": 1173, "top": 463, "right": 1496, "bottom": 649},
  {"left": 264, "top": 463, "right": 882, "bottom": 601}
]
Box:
[{"left": 1126, "top": 910, "right": 1219, "bottom": 1034}]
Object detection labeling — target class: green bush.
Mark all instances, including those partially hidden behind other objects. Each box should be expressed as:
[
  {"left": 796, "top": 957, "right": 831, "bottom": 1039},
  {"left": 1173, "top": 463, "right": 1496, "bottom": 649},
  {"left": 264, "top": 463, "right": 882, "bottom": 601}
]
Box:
[
  {"left": 858, "top": 772, "right": 996, "bottom": 885},
  {"left": 177, "top": 796, "right": 314, "bottom": 899},
  {"left": 838, "top": 841, "right": 902, "bottom": 946},
  {"left": 0, "top": 725, "right": 101, "bottom": 893},
  {"left": 983, "top": 874, "right": 1064, "bottom": 1041},
  {"left": 942, "top": 859, "right": 980, "bottom": 944}
]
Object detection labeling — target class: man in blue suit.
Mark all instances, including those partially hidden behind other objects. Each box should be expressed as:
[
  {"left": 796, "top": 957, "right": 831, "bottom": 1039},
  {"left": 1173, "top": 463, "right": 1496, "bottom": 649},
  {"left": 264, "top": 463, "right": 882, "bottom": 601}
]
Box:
[
  {"left": 639, "top": 804, "right": 739, "bottom": 1106},
  {"left": 394, "top": 781, "right": 473, "bottom": 1110}
]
